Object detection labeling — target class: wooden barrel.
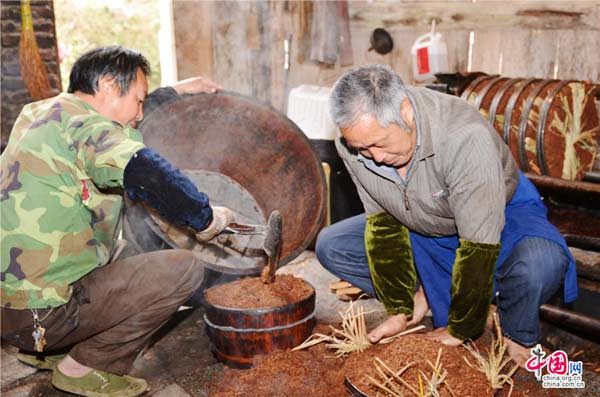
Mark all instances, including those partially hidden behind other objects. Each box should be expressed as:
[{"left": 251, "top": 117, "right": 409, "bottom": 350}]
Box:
[
  {"left": 203, "top": 279, "right": 316, "bottom": 368},
  {"left": 462, "top": 76, "right": 599, "bottom": 180}
]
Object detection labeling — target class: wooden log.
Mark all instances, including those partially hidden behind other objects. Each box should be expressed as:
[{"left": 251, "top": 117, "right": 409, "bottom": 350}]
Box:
[
  {"left": 348, "top": 2, "right": 600, "bottom": 31},
  {"left": 540, "top": 304, "right": 600, "bottom": 342},
  {"left": 570, "top": 247, "right": 599, "bottom": 282},
  {"left": 527, "top": 172, "right": 600, "bottom": 209}
]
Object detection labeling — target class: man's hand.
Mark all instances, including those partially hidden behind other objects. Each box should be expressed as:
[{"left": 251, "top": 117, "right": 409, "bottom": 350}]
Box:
[
  {"left": 195, "top": 206, "right": 233, "bottom": 242},
  {"left": 368, "top": 313, "right": 408, "bottom": 344},
  {"left": 170, "top": 76, "right": 223, "bottom": 95},
  {"left": 423, "top": 327, "right": 463, "bottom": 346}
]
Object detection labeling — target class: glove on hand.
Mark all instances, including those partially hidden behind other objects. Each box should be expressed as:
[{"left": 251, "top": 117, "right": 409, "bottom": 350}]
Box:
[
  {"left": 195, "top": 206, "right": 234, "bottom": 242},
  {"left": 146, "top": 206, "right": 196, "bottom": 249}
]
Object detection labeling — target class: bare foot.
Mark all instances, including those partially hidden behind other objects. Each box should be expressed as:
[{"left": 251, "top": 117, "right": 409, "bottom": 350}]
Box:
[
  {"left": 367, "top": 313, "right": 408, "bottom": 343},
  {"left": 408, "top": 288, "right": 428, "bottom": 326},
  {"left": 56, "top": 355, "right": 93, "bottom": 377},
  {"left": 506, "top": 338, "right": 532, "bottom": 369}
]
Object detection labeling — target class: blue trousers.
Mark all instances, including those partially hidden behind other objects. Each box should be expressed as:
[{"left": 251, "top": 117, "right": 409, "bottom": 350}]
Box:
[{"left": 316, "top": 213, "right": 569, "bottom": 346}]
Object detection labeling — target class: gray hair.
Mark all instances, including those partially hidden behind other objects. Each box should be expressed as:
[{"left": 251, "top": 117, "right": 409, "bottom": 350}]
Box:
[{"left": 329, "top": 64, "right": 409, "bottom": 130}]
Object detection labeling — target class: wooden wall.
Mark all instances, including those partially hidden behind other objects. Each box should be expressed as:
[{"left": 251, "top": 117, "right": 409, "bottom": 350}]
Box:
[{"left": 172, "top": 0, "right": 600, "bottom": 113}]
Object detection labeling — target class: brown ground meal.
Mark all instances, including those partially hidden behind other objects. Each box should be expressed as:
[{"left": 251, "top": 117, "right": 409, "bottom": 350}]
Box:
[
  {"left": 204, "top": 274, "right": 314, "bottom": 309},
  {"left": 207, "top": 331, "right": 560, "bottom": 397},
  {"left": 344, "top": 335, "right": 492, "bottom": 396}
]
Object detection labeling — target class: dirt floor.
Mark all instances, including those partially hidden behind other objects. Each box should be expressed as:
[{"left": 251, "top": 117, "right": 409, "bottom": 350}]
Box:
[
  {"left": 206, "top": 323, "right": 600, "bottom": 397},
  {"left": 2, "top": 251, "right": 599, "bottom": 397}
]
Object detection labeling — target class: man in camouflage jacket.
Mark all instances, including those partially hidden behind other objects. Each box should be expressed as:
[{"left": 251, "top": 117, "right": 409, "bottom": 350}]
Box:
[{"left": 1, "top": 46, "right": 227, "bottom": 396}]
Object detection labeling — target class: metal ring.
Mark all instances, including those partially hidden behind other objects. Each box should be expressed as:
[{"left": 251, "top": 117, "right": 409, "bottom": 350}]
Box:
[
  {"left": 517, "top": 80, "right": 557, "bottom": 172},
  {"left": 473, "top": 76, "right": 506, "bottom": 110},
  {"left": 536, "top": 80, "right": 575, "bottom": 176},
  {"left": 488, "top": 78, "right": 522, "bottom": 125},
  {"left": 203, "top": 309, "right": 316, "bottom": 333},
  {"left": 503, "top": 78, "right": 539, "bottom": 145},
  {"left": 460, "top": 75, "right": 491, "bottom": 100}
]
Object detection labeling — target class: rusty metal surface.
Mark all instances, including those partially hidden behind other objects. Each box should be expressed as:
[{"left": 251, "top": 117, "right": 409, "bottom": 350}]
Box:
[{"left": 138, "top": 91, "right": 327, "bottom": 266}]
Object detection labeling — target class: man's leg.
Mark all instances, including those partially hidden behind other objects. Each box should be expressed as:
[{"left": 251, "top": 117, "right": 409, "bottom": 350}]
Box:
[
  {"left": 315, "top": 214, "right": 375, "bottom": 297},
  {"left": 52, "top": 249, "right": 205, "bottom": 375},
  {"left": 494, "top": 237, "right": 568, "bottom": 364}
]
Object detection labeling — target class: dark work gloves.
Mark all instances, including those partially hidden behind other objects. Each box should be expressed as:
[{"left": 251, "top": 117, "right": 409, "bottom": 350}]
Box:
[
  {"left": 365, "top": 212, "right": 417, "bottom": 316},
  {"left": 123, "top": 147, "right": 213, "bottom": 231},
  {"left": 447, "top": 239, "right": 500, "bottom": 341}
]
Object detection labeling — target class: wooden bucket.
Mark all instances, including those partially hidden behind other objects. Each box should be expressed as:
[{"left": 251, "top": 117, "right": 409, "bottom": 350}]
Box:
[
  {"left": 203, "top": 279, "right": 316, "bottom": 368},
  {"left": 461, "top": 76, "right": 599, "bottom": 180}
]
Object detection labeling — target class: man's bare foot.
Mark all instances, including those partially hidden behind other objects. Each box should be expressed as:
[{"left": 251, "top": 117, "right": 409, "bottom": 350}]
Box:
[
  {"left": 408, "top": 288, "right": 429, "bottom": 326},
  {"left": 56, "top": 355, "right": 93, "bottom": 377},
  {"left": 368, "top": 313, "right": 408, "bottom": 343},
  {"left": 506, "top": 338, "right": 532, "bottom": 369}
]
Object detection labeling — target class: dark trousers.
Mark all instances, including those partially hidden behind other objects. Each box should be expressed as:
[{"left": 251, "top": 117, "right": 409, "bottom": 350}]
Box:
[
  {"left": 1, "top": 249, "right": 204, "bottom": 375},
  {"left": 315, "top": 214, "right": 568, "bottom": 346}
]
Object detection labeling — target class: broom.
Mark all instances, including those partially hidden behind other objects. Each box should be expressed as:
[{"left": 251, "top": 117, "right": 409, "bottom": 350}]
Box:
[{"left": 19, "top": 0, "right": 51, "bottom": 101}]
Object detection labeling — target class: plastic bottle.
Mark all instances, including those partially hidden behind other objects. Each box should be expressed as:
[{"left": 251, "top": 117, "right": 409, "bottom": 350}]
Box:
[{"left": 411, "top": 20, "right": 449, "bottom": 82}]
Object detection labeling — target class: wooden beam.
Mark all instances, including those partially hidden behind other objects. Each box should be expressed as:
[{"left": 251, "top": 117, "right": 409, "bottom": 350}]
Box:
[
  {"left": 349, "top": 1, "right": 600, "bottom": 31},
  {"left": 173, "top": 1, "right": 214, "bottom": 80}
]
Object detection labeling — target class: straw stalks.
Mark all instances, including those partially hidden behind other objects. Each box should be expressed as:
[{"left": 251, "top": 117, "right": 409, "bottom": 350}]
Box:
[
  {"left": 292, "top": 300, "right": 425, "bottom": 357},
  {"left": 366, "top": 348, "right": 454, "bottom": 397},
  {"left": 366, "top": 358, "right": 418, "bottom": 397},
  {"left": 292, "top": 299, "right": 371, "bottom": 357},
  {"left": 418, "top": 348, "right": 455, "bottom": 397},
  {"left": 463, "top": 313, "right": 519, "bottom": 397}
]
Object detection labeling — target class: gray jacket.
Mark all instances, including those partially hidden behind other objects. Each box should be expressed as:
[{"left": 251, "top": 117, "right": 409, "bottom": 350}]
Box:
[{"left": 336, "top": 86, "right": 519, "bottom": 244}]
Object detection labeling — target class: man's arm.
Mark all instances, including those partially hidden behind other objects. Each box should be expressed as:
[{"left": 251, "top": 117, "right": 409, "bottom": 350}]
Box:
[
  {"left": 441, "top": 124, "right": 505, "bottom": 341},
  {"left": 143, "top": 76, "right": 223, "bottom": 116},
  {"left": 335, "top": 137, "right": 417, "bottom": 317}
]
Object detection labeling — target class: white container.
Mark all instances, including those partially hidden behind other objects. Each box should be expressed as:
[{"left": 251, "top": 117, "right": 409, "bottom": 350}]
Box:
[
  {"left": 286, "top": 85, "right": 339, "bottom": 141},
  {"left": 411, "top": 32, "right": 449, "bottom": 82}
]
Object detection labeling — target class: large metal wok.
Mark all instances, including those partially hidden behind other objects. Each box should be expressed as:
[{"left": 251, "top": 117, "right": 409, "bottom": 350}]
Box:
[{"left": 123, "top": 91, "right": 327, "bottom": 282}]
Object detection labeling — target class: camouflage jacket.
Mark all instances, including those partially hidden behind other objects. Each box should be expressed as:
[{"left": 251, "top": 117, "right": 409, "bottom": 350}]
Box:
[{"left": 1, "top": 93, "right": 145, "bottom": 309}]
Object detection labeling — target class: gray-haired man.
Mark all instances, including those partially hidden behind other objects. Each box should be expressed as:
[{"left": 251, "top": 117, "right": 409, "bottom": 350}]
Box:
[{"left": 316, "top": 64, "right": 577, "bottom": 366}]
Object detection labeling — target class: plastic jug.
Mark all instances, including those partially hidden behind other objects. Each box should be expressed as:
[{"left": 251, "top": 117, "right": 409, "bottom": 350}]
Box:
[{"left": 411, "top": 25, "right": 449, "bottom": 82}]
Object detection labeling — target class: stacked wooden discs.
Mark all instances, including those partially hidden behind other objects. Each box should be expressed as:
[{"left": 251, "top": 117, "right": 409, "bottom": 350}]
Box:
[{"left": 461, "top": 76, "right": 599, "bottom": 180}]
